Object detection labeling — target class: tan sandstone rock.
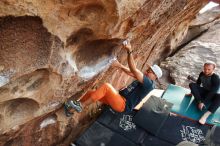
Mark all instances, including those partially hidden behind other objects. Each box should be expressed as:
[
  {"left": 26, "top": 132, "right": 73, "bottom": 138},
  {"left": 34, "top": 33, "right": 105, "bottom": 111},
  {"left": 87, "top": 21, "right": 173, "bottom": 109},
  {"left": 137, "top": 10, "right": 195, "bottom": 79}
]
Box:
[
  {"left": 161, "top": 6, "right": 220, "bottom": 88},
  {"left": 0, "top": 0, "right": 207, "bottom": 145}
]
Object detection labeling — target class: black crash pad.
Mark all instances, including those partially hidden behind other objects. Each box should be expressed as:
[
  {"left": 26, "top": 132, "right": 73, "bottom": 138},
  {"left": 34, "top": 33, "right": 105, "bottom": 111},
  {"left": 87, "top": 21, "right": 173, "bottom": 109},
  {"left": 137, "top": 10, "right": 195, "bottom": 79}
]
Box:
[
  {"left": 158, "top": 114, "right": 211, "bottom": 145},
  {"left": 75, "top": 121, "right": 138, "bottom": 146},
  {"left": 210, "top": 125, "right": 220, "bottom": 144},
  {"left": 133, "top": 96, "right": 173, "bottom": 136},
  {"left": 142, "top": 134, "right": 175, "bottom": 146},
  {"left": 97, "top": 107, "right": 146, "bottom": 144},
  {"left": 204, "top": 125, "right": 220, "bottom": 145}
]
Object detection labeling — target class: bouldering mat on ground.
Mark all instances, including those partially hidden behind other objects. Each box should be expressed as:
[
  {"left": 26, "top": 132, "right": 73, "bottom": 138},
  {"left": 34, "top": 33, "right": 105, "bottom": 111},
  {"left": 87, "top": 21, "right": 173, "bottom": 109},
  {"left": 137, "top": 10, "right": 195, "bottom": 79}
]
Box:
[
  {"left": 157, "top": 114, "right": 211, "bottom": 145},
  {"left": 162, "top": 84, "right": 220, "bottom": 125},
  {"left": 133, "top": 95, "right": 173, "bottom": 136},
  {"left": 75, "top": 121, "right": 138, "bottom": 146},
  {"left": 142, "top": 134, "right": 175, "bottom": 146},
  {"left": 74, "top": 106, "right": 212, "bottom": 146},
  {"left": 97, "top": 107, "right": 146, "bottom": 144}
]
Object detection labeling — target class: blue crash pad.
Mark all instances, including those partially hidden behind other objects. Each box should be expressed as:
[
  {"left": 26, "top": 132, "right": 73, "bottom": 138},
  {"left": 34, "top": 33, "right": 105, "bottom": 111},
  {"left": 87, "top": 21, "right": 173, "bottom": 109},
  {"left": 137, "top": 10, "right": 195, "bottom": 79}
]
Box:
[{"left": 162, "top": 84, "right": 220, "bottom": 126}]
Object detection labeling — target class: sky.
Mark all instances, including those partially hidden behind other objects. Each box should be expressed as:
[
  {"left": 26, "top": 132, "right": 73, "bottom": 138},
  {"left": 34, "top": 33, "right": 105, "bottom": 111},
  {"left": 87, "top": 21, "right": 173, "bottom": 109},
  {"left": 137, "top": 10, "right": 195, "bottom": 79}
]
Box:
[{"left": 199, "top": 1, "right": 219, "bottom": 14}]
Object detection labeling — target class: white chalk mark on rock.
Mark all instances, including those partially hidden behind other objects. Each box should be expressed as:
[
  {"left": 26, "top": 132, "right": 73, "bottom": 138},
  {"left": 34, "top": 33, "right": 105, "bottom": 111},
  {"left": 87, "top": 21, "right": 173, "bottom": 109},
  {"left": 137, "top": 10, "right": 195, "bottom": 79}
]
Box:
[
  {"left": 40, "top": 117, "right": 56, "bottom": 129},
  {"left": 78, "top": 56, "right": 116, "bottom": 80}
]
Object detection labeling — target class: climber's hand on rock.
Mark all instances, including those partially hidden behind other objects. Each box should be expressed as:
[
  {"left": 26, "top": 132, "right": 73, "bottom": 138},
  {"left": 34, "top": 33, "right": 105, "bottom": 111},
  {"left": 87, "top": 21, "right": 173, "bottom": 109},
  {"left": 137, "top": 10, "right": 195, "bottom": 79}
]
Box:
[
  {"left": 122, "top": 40, "right": 132, "bottom": 52},
  {"left": 111, "top": 60, "right": 122, "bottom": 68}
]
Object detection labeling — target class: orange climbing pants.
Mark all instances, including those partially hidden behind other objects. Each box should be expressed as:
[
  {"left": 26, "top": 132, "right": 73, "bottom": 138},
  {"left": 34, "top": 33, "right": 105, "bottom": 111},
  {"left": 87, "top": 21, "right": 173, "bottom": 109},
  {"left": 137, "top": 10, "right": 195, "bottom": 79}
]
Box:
[{"left": 80, "top": 83, "right": 126, "bottom": 112}]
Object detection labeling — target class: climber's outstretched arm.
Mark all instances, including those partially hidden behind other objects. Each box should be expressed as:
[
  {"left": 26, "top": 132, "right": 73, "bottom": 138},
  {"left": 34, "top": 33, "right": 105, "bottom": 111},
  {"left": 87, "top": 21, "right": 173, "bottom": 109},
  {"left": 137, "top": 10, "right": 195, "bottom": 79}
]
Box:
[{"left": 122, "top": 40, "right": 144, "bottom": 83}]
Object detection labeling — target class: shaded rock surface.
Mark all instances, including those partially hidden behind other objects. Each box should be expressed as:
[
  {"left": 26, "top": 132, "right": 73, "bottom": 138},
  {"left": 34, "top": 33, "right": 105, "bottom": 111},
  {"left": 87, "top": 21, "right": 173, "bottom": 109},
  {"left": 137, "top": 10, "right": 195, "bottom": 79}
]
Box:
[
  {"left": 161, "top": 7, "right": 220, "bottom": 88},
  {"left": 0, "top": 0, "right": 208, "bottom": 145}
]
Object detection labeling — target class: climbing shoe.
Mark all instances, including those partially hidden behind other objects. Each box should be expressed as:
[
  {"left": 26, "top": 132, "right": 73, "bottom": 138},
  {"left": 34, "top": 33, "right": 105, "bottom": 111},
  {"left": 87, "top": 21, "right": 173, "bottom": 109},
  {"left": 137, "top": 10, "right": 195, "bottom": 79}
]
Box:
[
  {"left": 67, "top": 100, "right": 82, "bottom": 113},
  {"left": 64, "top": 102, "right": 74, "bottom": 117}
]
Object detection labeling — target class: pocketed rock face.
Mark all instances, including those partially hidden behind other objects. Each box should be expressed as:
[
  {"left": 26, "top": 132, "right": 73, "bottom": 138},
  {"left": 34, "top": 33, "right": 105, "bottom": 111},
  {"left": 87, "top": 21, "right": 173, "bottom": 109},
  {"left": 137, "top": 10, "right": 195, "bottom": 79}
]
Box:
[{"left": 0, "top": 0, "right": 207, "bottom": 145}]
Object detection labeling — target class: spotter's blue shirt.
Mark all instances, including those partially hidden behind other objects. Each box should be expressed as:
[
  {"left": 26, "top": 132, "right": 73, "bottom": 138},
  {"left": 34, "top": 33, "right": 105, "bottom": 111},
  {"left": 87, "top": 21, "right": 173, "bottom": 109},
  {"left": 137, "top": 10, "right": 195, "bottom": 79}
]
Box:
[{"left": 119, "top": 75, "right": 155, "bottom": 112}]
